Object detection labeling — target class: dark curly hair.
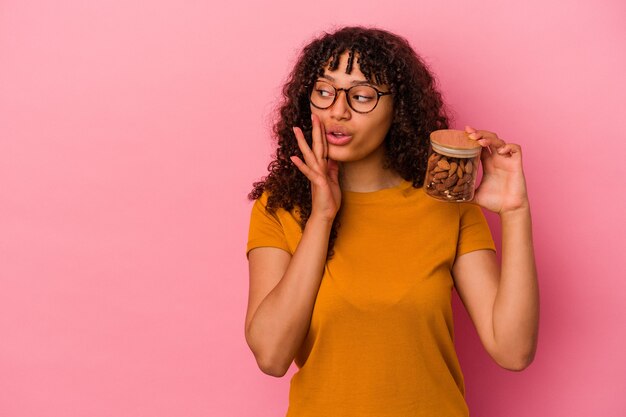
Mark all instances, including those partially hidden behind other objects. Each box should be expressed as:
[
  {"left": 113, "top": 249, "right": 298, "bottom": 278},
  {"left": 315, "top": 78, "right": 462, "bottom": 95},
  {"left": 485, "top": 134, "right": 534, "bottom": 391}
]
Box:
[{"left": 248, "top": 26, "right": 450, "bottom": 259}]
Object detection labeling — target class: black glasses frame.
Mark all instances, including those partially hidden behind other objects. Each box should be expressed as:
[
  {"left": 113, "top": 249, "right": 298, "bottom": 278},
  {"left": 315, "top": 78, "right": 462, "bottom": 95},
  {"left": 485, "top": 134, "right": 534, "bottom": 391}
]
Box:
[{"left": 310, "top": 80, "right": 392, "bottom": 114}]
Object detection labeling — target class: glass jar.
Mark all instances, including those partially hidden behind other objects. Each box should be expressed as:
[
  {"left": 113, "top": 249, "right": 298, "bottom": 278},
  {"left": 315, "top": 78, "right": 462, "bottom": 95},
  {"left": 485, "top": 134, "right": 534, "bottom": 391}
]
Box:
[{"left": 423, "top": 129, "right": 482, "bottom": 202}]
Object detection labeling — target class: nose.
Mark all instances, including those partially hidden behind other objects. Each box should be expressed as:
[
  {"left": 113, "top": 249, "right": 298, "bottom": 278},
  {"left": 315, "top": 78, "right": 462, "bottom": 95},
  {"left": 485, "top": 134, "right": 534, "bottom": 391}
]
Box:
[{"left": 329, "top": 90, "right": 351, "bottom": 119}]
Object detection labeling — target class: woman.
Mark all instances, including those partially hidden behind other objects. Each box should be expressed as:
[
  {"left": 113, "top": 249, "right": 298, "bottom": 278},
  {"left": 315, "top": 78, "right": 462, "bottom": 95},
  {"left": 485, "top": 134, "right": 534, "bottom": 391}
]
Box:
[{"left": 244, "top": 26, "right": 539, "bottom": 416}]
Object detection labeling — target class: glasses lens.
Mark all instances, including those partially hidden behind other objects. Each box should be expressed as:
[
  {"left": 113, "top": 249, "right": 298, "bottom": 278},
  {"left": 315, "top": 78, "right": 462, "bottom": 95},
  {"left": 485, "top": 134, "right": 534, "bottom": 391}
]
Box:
[
  {"left": 347, "top": 85, "right": 378, "bottom": 113},
  {"left": 310, "top": 81, "right": 380, "bottom": 113},
  {"left": 311, "top": 81, "right": 336, "bottom": 109}
]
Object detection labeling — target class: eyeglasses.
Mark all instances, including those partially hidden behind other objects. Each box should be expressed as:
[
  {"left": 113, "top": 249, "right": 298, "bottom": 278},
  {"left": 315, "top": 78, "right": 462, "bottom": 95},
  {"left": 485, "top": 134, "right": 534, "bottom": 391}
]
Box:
[{"left": 310, "top": 80, "right": 392, "bottom": 114}]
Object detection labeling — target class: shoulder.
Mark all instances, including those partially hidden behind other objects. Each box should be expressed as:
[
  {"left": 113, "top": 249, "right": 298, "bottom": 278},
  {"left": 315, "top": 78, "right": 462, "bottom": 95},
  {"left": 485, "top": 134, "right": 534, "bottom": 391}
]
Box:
[
  {"left": 250, "top": 191, "right": 302, "bottom": 224},
  {"left": 457, "top": 201, "right": 489, "bottom": 222},
  {"left": 253, "top": 190, "right": 270, "bottom": 206}
]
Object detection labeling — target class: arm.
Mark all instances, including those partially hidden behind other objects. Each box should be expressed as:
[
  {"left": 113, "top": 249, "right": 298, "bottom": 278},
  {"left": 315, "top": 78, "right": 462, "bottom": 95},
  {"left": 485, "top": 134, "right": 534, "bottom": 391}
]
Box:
[
  {"left": 452, "top": 126, "right": 539, "bottom": 371},
  {"left": 245, "top": 215, "right": 333, "bottom": 377},
  {"left": 452, "top": 206, "right": 539, "bottom": 370},
  {"left": 245, "top": 114, "right": 340, "bottom": 377}
]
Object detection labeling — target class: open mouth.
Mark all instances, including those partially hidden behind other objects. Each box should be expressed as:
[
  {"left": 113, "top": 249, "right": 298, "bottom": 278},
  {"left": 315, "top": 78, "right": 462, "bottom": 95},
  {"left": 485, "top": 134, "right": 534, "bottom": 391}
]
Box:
[{"left": 326, "top": 131, "right": 353, "bottom": 145}]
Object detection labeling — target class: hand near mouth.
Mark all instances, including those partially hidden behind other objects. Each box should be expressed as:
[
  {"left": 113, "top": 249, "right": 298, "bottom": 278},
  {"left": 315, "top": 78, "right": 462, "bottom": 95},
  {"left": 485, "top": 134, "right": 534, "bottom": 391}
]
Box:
[{"left": 291, "top": 114, "right": 342, "bottom": 222}]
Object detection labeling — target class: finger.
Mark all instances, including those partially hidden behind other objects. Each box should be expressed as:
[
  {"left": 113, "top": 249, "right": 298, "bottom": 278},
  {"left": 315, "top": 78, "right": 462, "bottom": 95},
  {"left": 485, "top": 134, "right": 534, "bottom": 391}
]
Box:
[
  {"left": 311, "top": 114, "right": 324, "bottom": 161},
  {"left": 320, "top": 118, "right": 328, "bottom": 159},
  {"left": 290, "top": 155, "right": 316, "bottom": 180},
  {"left": 466, "top": 127, "right": 483, "bottom": 141},
  {"left": 479, "top": 143, "right": 492, "bottom": 163},
  {"left": 327, "top": 158, "right": 339, "bottom": 183},
  {"left": 293, "top": 126, "right": 318, "bottom": 167},
  {"left": 496, "top": 143, "right": 522, "bottom": 156},
  {"left": 469, "top": 133, "right": 493, "bottom": 157},
  {"left": 314, "top": 114, "right": 328, "bottom": 162},
  {"left": 467, "top": 127, "right": 501, "bottom": 141},
  {"left": 476, "top": 135, "right": 506, "bottom": 149},
  {"left": 476, "top": 130, "right": 499, "bottom": 139}
]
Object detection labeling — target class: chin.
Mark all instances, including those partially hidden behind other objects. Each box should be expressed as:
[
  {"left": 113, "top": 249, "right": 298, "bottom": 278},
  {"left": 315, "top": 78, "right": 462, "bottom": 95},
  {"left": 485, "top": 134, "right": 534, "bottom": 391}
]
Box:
[
  {"left": 329, "top": 146, "right": 379, "bottom": 164},
  {"left": 328, "top": 151, "right": 355, "bottom": 163}
]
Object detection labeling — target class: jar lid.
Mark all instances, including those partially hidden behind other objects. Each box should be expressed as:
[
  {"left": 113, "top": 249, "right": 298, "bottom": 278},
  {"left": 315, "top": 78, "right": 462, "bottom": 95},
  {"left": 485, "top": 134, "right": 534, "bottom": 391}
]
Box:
[{"left": 430, "top": 129, "right": 482, "bottom": 157}]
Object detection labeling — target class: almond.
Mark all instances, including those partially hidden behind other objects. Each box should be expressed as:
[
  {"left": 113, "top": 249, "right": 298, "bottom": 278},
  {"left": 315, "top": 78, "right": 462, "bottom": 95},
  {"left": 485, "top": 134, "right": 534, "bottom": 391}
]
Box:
[
  {"left": 425, "top": 153, "right": 478, "bottom": 202},
  {"left": 457, "top": 174, "right": 470, "bottom": 186},
  {"left": 437, "top": 159, "right": 451, "bottom": 170},
  {"left": 428, "top": 153, "right": 441, "bottom": 164},
  {"left": 448, "top": 162, "right": 458, "bottom": 176},
  {"left": 444, "top": 173, "right": 458, "bottom": 188}
]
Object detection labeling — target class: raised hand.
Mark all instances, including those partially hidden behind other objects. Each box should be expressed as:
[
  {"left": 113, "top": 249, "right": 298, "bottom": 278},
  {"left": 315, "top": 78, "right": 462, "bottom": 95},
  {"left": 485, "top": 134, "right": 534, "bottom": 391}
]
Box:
[
  {"left": 290, "top": 114, "right": 342, "bottom": 222},
  {"left": 465, "top": 126, "right": 530, "bottom": 214}
]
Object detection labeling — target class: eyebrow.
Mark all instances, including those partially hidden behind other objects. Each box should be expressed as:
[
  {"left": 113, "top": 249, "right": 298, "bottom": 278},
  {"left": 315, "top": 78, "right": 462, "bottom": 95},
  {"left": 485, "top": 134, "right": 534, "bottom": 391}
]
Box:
[{"left": 320, "top": 74, "right": 377, "bottom": 86}]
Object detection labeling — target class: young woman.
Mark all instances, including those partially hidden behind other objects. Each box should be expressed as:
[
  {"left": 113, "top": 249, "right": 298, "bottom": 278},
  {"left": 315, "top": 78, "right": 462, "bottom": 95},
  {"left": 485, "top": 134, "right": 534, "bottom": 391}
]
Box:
[{"left": 244, "top": 26, "right": 539, "bottom": 417}]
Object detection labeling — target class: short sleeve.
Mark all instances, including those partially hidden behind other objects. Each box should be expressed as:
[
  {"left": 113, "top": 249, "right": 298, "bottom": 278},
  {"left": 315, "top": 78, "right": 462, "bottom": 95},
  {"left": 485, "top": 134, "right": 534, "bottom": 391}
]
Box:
[
  {"left": 246, "top": 193, "right": 290, "bottom": 258},
  {"left": 456, "top": 203, "right": 496, "bottom": 257}
]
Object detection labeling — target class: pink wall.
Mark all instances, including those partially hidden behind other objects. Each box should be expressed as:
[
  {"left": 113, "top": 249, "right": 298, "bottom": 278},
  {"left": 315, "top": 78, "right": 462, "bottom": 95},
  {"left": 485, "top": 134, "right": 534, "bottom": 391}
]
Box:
[{"left": 1, "top": 0, "right": 624, "bottom": 416}]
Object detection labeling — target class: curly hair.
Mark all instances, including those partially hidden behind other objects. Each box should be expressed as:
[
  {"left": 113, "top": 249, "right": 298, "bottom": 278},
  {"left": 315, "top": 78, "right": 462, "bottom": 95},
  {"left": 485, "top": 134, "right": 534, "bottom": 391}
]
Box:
[{"left": 248, "top": 26, "right": 450, "bottom": 259}]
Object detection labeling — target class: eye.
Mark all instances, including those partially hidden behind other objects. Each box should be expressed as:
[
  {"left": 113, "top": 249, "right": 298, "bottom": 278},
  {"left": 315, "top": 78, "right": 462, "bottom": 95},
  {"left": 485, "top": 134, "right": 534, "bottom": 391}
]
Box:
[
  {"left": 351, "top": 86, "right": 376, "bottom": 102},
  {"left": 352, "top": 94, "right": 374, "bottom": 103},
  {"left": 317, "top": 88, "right": 335, "bottom": 97},
  {"left": 313, "top": 82, "right": 336, "bottom": 98},
  {"left": 352, "top": 94, "right": 374, "bottom": 102}
]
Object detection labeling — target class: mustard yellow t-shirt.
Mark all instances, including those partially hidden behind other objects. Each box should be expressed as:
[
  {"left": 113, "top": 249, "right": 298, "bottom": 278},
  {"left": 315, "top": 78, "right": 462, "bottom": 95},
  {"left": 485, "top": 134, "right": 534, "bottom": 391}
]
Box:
[{"left": 246, "top": 179, "right": 496, "bottom": 417}]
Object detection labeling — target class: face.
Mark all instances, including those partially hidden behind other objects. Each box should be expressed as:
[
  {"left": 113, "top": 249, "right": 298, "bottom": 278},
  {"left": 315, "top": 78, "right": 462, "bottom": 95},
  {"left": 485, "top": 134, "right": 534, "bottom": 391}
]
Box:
[{"left": 310, "top": 52, "right": 393, "bottom": 164}]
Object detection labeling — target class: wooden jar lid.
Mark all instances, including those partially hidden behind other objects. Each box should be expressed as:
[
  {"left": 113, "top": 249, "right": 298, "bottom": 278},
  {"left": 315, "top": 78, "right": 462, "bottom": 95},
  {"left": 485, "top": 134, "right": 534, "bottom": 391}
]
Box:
[
  {"left": 429, "top": 129, "right": 482, "bottom": 158},
  {"left": 430, "top": 129, "right": 482, "bottom": 150}
]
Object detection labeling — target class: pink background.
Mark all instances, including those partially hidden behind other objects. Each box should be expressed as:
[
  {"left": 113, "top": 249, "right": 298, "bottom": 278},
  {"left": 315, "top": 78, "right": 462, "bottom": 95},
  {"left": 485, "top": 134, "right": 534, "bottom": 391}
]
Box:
[{"left": 1, "top": 0, "right": 625, "bottom": 416}]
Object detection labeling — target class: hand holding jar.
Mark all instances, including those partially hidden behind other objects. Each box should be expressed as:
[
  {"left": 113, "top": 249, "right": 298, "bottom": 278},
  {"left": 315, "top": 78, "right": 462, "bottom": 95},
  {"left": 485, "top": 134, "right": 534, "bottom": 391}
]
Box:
[
  {"left": 424, "top": 127, "right": 530, "bottom": 215},
  {"left": 464, "top": 125, "right": 530, "bottom": 215}
]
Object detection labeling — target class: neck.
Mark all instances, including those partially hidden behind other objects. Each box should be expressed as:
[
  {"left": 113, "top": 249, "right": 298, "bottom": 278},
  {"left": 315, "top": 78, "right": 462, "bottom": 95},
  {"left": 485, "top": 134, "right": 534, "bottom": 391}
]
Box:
[{"left": 339, "top": 149, "right": 403, "bottom": 192}]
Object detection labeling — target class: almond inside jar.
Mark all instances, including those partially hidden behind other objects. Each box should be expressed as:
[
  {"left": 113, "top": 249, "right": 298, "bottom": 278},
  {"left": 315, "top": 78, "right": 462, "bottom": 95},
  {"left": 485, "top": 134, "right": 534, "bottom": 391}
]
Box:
[{"left": 423, "top": 130, "right": 481, "bottom": 202}]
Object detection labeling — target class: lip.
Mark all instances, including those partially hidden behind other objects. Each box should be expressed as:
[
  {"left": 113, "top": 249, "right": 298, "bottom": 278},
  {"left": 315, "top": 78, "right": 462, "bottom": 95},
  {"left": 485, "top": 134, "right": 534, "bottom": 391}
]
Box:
[
  {"left": 325, "top": 124, "right": 353, "bottom": 145},
  {"left": 326, "top": 132, "right": 353, "bottom": 145},
  {"left": 327, "top": 124, "right": 351, "bottom": 135}
]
